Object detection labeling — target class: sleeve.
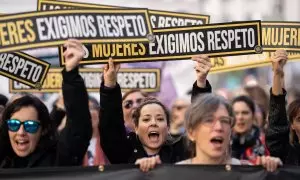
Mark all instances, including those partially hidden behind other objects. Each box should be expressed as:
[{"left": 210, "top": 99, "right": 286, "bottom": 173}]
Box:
[
  {"left": 0, "top": 131, "right": 9, "bottom": 165},
  {"left": 57, "top": 67, "right": 92, "bottom": 166},
  {"left": 99, "top": 82, "right": 133, "bottom": 164},
  {"left": 49, "top": 105, "right": 66, "bottom": 129},
  {"left": 265, "top": 88, "right": 290, "bottom": 162},
  {"left": 191, "top": 80, "right": 212, "bottom": 103}
]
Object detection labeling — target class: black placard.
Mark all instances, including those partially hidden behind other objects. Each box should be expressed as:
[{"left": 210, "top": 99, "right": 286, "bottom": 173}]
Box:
[
  {"left": 0, "top": 52, "right": 50, "bottom": 88},
  {"left": 0, "top": 9, "right": 153, "bottom": 53},
  {"left": 58, "top": 21, "right": 262, "bottom": 65}
]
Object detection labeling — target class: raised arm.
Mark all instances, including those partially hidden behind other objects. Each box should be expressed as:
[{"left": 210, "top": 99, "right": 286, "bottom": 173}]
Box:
[
  {"left": 266, "top": 49, "right": 289, "bottom": 161},
  {"left": 49, "top": 96, "right": 66, "bottom": 130},
  {"left": 99, "top": 58, "right": 133, "bottom": 164},
  {"left": 191, "top": 55, "right": 212, "bottom": 102},
  {"left": 57, "top": 39, "right": 92, "bottom": 166}
]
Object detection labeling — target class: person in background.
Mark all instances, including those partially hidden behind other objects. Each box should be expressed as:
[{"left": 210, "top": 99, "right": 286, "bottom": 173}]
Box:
[
  {"left": 50, "top": 93, "right": 66, "bottom": 131},
  {"left": 0, "top": 39, "right": 92, "bottom": 168},
  {"left": 286, "top": 87, "right": 300, "bottom": 107},
  {"left": 231, "top": 95, "right": 269, "bottom": 164},
  {"left": 83, "top": 97, "right": 109, "bottom": 166},
  {"left": 0, "top": 94, "right": 8, "bottom": 122},
  {"left": 243, "top": 85, "right": 269, "bottom": 132},
  {"left": 136, "top": 94, "right": 282, "bottom": 173},
  {"left": 266, "top": 49, "right": 300, "bottom": 165},
  {"left": 50, "top": 95, "right": 110, "bottom": 166},
  {"left": 215, "top": 88, "right": 232, "bottom": 100},
  {"left": 122, "top": 89, "right": 148, "bottom": 133},
  {"left": 169, "top": 97, "right": 190, "bottom": 139}
]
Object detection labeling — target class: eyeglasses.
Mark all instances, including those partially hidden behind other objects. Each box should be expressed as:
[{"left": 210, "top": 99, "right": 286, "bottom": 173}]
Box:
[
  {"left": 123, "top": 98, "right": 144, "bottom": 109},
  {"left": 6, "top": 119, "right": 41, "bottom": 134},
  {"left": 201, "top": 116, "right": 234, "bottom": 128}
]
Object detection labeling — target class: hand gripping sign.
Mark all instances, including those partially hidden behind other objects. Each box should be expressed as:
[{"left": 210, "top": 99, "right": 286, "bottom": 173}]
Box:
[
  {"left": 0, "top": 9, "right": 153, "bottom": 53},
  {"left": 0, "top": 52, "right": 50, "bottom": 89},
  {"left": 56, "top": 20, "right": 263, "bottom": 65},
  {"left": 208, "top": 21, "right": 300, "bottom": 73},
  {"left": 9, "top": 68, "right": 161, "bottom": 93}
]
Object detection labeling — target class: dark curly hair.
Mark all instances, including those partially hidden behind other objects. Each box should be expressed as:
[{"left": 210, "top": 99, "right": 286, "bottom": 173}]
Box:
[{"left": 0, "top": 95, "right": 57, "bottom": 160}]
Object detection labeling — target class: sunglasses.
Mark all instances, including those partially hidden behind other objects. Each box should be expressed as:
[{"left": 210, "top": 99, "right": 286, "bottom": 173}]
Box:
[
  {"left": 6, "top": 119, "right": 41, "bottom": 134},
  {"left": 123, "top": 98, "right": 144, "bottom": 109}
]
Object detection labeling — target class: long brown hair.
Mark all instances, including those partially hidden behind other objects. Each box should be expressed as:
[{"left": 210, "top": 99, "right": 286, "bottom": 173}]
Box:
[
  {"left": 0, "top": 95, "right": 57, "bottom": 165},
  {"left": 287, "top": 99, "right": 300, "bottom": 145}
]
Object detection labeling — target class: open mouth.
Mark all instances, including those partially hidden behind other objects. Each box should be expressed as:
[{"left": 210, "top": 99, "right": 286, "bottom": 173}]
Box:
[
  {"left": 15, "top": 140, "right": 29, "bottom": 150},
  {"left": 148, "top": 131, "right": 160, "bottom": 142},
  {"left": 210, "top": 136, "right": 224, "bottom": 145}
]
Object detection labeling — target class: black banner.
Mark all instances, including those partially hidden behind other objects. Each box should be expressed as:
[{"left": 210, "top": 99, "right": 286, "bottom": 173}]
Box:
[
  {"left": 0, "top": 52, "right": 50, "bottom": 89},
  {"left": 58, "top": 21, "right": 262, "bottom": 65},
  {"left": 0, "top": 9, "right": 152, "bottom": 53},
  {"left": 37, "top": 0, "right": 210, "bottom": 28},
  {"left": 38, "top": 0, "right": 212, "bottom": 65},
  {"left": 262, "top": 21, "right": 300, "bottom": 52},
  {"left": 9, "top": 68, "right": 161, "bottom": 93},
  {"left": 0, "top": 164, "right": 300, "bottom": 180}
]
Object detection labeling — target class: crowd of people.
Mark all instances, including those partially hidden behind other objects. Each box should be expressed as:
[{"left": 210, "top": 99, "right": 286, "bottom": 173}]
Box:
[{"left": 0, "top": 40, "right": 298, "bottom": 175}]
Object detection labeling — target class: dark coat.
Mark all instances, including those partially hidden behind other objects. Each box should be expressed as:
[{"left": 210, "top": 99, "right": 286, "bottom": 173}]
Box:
[
  {"left": 231, "top": 125, "right": 269, "bottom": 164},
  {"left": 99, "top": 80, "right": 212, "bottom": 164},
  {"left": 266, "top": 89, "right": 300, "bottom": 165},
  {"left": 0, "top": 68, "right": 92, "bottom": 168}
]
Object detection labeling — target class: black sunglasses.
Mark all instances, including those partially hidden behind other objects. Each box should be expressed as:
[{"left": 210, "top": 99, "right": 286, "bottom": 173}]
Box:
[
  {"left": 123, "top": 98, "right": 144, "bottom": 109},
  {"left": 6, "top": 119, "right": 41, "bottom": 134}
]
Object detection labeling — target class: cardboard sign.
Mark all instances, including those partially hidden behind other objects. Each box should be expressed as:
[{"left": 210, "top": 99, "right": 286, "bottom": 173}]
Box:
[
  {"left": 57, "top": 21, "right": 262, "bottom": 65},
  {"left": 207, "top": 21, "right": 300, "bottom": 73},
  {"left": 209, "top": 51, "right": 300, "bottom": 74},
  {"left": 262, "top": 21, "right": 300, "bottom": 52},
  {"left": 38, "top": 0, "right": 211, "bottom": 66},
  {"left": 0, "top": 52, "right": 50, "bottom": 88},
  {"left": 0, "top": 9, "right": 153, "bottom": 53},
  {"left": 9, "top": 68, "right": 161, "bottom": 93},
  {"left": 37, "top": 0, "right": 210, "bottom": 28}
]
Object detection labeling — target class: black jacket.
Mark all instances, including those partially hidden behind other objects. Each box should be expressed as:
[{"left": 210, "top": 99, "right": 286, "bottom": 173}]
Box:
[
  {"left": 0, "top": 68, "right": 92, "bottom": 168},
  {"left": 266, "top": 89, "right": 300, "bottom": 165},
  {"left": 49, "top": 105, "right": 66, "bottom": 129},
  {"left": 231, "top": 125, "right": 268, "bottom": 163},
  {"left": 99, "top": 80, "right": 212, "bottom": 164}
]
